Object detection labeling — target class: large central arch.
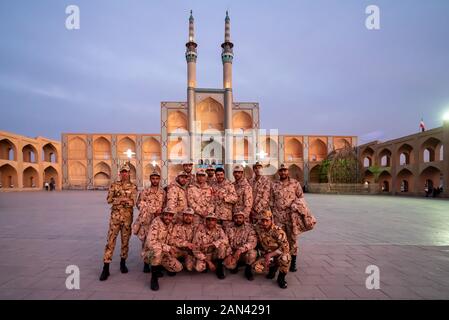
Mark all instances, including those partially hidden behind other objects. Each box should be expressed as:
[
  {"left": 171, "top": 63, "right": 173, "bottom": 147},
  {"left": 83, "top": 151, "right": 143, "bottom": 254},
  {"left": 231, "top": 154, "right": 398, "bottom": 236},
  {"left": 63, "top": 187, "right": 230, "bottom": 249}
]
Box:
[{"left": 196, "top": 97, "right": 224, "bottom": 132}]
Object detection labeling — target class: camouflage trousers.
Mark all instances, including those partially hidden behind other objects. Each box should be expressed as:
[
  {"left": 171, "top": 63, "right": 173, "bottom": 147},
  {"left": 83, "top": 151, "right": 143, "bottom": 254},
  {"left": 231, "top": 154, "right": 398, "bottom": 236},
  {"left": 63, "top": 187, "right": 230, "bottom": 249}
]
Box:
[
  {"left": 252, "top": 251, "right": 291, "bottom": 274},
  {"left": 224, "top": 249, "right": 257, "bottom": 269},
  {"left": 193, "top": 244, "right": 230, "bottom": 272},
  {"left": 275, "top": 220, "right": 299, "bottom": 256},
  {"left": 171, "top": 248, "right": 195, "bottom": 272},
  {"left": 103, "top": 208, "right": 133, "bottom": 263},
  {"left": 147, "top": 244, "right": 183, "bottom": 273}
]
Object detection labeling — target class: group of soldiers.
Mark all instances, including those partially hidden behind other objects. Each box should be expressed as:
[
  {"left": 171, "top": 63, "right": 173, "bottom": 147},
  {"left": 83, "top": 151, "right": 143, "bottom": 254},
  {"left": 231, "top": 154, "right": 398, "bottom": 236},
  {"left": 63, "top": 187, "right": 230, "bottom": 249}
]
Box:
[{"left": 99, "top": 160, "right": 315, "bottom": 291}]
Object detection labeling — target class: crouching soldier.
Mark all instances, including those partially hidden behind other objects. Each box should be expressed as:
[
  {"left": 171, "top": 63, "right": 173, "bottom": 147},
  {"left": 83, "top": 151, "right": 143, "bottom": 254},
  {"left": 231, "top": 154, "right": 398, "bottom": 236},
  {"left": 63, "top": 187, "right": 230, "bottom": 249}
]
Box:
[
  {"left": 144, "top": 207, "right": 183, "bottom": 291},
  {"left": 224, "top": 211, "right": 258, "bottom": 281},
  {"left": 192, "top": 212, "right": 230, "bottom": 279},
  {"left": 168, "top": 208, "right": 196, "bottom": 272},
  {"left": 253, "top": 210, "right": 291, "bottom": 289}
]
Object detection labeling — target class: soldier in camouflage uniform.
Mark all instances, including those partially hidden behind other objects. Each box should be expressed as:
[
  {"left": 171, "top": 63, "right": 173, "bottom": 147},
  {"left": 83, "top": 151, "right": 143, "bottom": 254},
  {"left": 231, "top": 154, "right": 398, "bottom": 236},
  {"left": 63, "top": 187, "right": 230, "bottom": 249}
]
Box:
[
  {"left": 211, "top": 167, "right": 238, "bottom": 230},
  {"left": 144, "top": 208, "right": 182, "bottom": 291},
  {"left": 166, "top": 171, "right": 189, "bottom": 224},
  {"left": 232, "top": 165, "right": 253, "bottom": 222},
  {"left": 168, "top": 208, "right": 196, "bottom": 272},
  {"left": 270, "top": 163, "right": 311, "bottom": 272},
  {"left": 192, "top": 212, "right": 231, "bottom": 279},
  {"left": 132, "top": 170, "right": 166, "bottom": 273},
  {"left": 206, "top": 164, "right": 217, "bottom": 185},
  {"left": 249, "top": 161, "right": 272, "bottom": 224},
  {"left": 182, "top": 159, "right": 195, "bottom": 186},
  {"left": 253, "top": 210, "right": 290, "bottom": 289},
  {"left": 224, "top": 211, "right": 258, "bottom": 281},
  {"left": 187, "top": 169, "right": 214, "bottom": 226},
  {"left": 99, "top": 163, "right": 138, "bottom": 281}
]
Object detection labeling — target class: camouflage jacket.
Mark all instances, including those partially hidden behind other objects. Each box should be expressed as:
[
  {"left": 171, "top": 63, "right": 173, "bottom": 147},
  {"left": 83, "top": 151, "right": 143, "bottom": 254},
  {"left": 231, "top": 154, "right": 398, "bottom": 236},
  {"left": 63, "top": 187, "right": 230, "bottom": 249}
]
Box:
[
  {"left": 206, "top": 176, "right": 217, "bottom": 185},
  {"left": 225, "top": 222, "right": 257, "bottom": 253},
  {"left": 136, "top": 186, "right": 166, "bottom": 223},
  {"left": 192, "top": 224, "right": 229, "bottom": 259},
  {"left": 187, "top": 183, "right": 214, "bottom": 219},
  {"left": 233, "top": 178, "right": 253, "bottom": 219},
  {"left": 166, "top": 180, "right": 188, "bottom": 215},
  {"left": 144, "top": 216, "right": 174, "bottom": 253},
  {"left": 255, "top": 224, "right": 290, "bottom": 256},
  {"left": 186, "top": 173, "right": 195, "bottom": 186},
  {"left": 168, "top": 222, "right": 196, "bottom": 250},
  {"left": 211, "top": 180, "right": 238, "bottom": 221},
  {"left": 270, "top": 178, "right": 308, "bottom": 224},
  {"left": 107, "top": 180, "right": 138, "bottom": 210},
  {"left": 249, "top": 176, "right": 272, "bottom": 215}
]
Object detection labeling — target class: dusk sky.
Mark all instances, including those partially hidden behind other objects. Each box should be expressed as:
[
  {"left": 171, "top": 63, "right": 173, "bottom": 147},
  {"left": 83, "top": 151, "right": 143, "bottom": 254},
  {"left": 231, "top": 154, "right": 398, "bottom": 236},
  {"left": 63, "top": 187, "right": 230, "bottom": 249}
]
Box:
[{"left": 1, "top": 0, "right": 449, "bottom": 144}]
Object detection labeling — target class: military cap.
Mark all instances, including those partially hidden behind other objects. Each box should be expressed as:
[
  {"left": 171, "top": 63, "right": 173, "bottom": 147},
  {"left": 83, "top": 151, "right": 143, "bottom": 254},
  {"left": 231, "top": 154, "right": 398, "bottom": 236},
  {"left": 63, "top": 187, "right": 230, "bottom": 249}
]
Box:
[
  {"left": 196, "top": 168, "right": 207, "bottom": 175},
  {"left": 206, "top": 165, "right": 215, "bottom": 171},
  {"left": 205, "top": 212, "right": 218, "bottom": 219},
  {"left": 278, "top": 163, "right": 288, "bottom": 171},
  {"left": 183, "top": 208, "right": 195, "bottom": 215},
  {"left": 149, "top": 170, "right": 160, "bottom": 177},
  {"left": 253, "top": 161, "right": 263, "bottom": 169},
  {"left": 233, "top": 164, "right": 244, "bottom": 172},
  {"left": 162, "top": 207, "right": 176, "bottom": 215},
  {"left": 259, "top": 210, "right": 273, "bottom": 220},
  {"left": 233, "top": 211, "right": 245, "bottom": 217},
  {"left": 182, "top": 159, "right": 194, "bottom": 165},
  {"left": 120, "top": 163, "right": 131, "bottom": 172},
  {"left": 177, "top": 171, "right": 189, "bottom": 177}
]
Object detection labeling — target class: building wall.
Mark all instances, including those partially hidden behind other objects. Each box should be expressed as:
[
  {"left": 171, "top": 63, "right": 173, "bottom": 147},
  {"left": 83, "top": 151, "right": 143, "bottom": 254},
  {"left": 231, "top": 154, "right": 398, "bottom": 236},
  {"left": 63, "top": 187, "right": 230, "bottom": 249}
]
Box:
[
  {"left": 0, "top": 130, "right": 62, "bottom": 191},
  {"left": 358, "top": 122, "right": 449, "bottom": 198}
]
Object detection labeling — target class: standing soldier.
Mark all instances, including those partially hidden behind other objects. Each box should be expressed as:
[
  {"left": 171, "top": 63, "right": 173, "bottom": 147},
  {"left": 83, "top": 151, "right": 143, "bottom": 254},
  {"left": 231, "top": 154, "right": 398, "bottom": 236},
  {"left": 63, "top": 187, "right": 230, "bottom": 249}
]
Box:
[
  {"left": 192, "top": 212, "right": 230, "bottom": 279},
  {"left": 253, "top": 210, "right": 290, "bottom": 289},
  {"left": 99, "top": 163, "right": 138, "bottom": 281},
  {"left": 249, "top": 161, "right": 272, "bottom": 224},
  {"left": 232, "top": 165, "right": 253, "bottom": 222},
  {"left": 132, "top": 170, "right": 166, "bottom": 273},
  {"left": 168, "top": 208, "right": 196, "bottom": 272},
  {"left": 182, "top": 159, "right": 195, "bottom": 186},
  {"left": 224, "top": 211, "right": 258, "bottom": 281},
  {"left": 166, "top": 171, "right": 189, "bottom": 224},
  {"left": 211, "top": 167, "right": 238, "bottom": 230},
  {"left": 144, "top": 208, "right": 182, "bottom": 291},
  {"left": 206, "top": 164, "right": 216, "bottom": 184},
  {"left": 187, "top": 169, "right": 214, "bottom": 226},
  {"left": 270, "top": 163, "right": 311, "bottom": 272}
]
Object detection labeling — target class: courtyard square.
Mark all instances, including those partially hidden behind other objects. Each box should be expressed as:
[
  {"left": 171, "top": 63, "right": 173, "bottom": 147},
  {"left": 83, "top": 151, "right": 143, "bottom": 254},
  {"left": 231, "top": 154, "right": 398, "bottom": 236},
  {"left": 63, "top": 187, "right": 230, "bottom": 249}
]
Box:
[{"left": 0, "top": 191, "right": 448, "bottom": 300}]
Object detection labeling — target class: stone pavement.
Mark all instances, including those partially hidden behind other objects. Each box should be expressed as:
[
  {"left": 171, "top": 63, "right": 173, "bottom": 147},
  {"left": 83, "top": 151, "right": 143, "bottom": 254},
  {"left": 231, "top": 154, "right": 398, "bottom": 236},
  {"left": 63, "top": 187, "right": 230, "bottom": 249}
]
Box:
[{"left": 0, "top": 191, "right": 449, "bottom": 300}]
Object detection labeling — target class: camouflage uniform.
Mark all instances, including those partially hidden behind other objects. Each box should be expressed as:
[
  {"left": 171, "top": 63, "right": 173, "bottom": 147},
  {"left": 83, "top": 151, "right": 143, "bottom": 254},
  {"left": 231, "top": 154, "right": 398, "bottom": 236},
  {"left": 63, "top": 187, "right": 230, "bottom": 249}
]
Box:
[
  {"left": 192, "top": 223, "right": 231, "bottom": 272},
  {"left": 103, "top": 179, "right": 138, "bottom": 263},
  {"left": 185, "top": 173, "right": 195, "bottom": 186},
  {"left": 187, "top": 182, "right": 214, "bottom": 226},
  {"left": 270, "top": 177, "right": 309, "bottom": 255},
  {"left": 207, "top": 176, "right": 217, "bottom": 185},
  {"left": 144, "top": 216, "right": 182, "bottom": 272},
  {"left": 211, "top": 180, "right": 238, "bottom": 229},
  {"left": 253, "top": 221, "right": 291, "bottom": 274},
  {"left": 133, "top": 186, "right": 166, "bottom": 264},
  {"left": 168, "top": 215, "right": 196, "bottom": 271},
  {"left": 233, "top": 178, "right": 253, "bottom": 221},
  {"left": 166, "top": 180, "right": 188, "bottom": 224},
  {"left": 224, "top": 220, "right": 258, "bottom": 269},
  {"left": 249, "top": 175, "right": 272, "bottom": 223}
]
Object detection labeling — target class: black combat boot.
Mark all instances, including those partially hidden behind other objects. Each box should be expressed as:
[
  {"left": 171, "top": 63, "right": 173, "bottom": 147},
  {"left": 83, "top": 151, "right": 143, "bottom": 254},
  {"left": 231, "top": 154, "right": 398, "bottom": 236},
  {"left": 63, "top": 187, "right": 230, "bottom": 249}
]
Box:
[
  {"left": 166, "top": 268, "right": 177, "bottom": 277},
  {"left": 277, "top": 272, "right": 288, "bottom": 289},
  {"left": 244, "top": 264, "right": 254, "bottom": 281},
  {"left": 143, "top": 263, "right": 151, "bottom": 273},
  {"left": 99, "top": 263, "right": 110, "bottom": 281},
  {"left": 266, "top": 265, "right": 278, "bottom": 279},
  {"left": 290, "top": 255, "right": 297, "bottom": 272},
  {"left": 216, "top": 259, "right": 225, "bottom": 279},
  {"left": 150, "top": 266, "right": 160, "bottom": 291},
  {"left": 120, "top": 258, "right": 128, "bottom": 274}
]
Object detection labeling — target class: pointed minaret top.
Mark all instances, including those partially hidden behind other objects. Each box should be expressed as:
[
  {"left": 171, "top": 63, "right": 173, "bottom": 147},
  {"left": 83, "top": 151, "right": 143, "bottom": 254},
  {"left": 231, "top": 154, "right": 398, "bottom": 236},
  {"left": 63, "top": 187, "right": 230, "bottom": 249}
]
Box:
[
  {"left": 188, "top": 10, "right": 195, "bottom": 43},
  {"left": 189, "top": 10, "right": 194, "bottom": 21},
  {"left": 225, "top": 10, "right": 230, "bottom": 21},
  {"left": 224, "top": 11, "right": 231, "bottom": 42}
]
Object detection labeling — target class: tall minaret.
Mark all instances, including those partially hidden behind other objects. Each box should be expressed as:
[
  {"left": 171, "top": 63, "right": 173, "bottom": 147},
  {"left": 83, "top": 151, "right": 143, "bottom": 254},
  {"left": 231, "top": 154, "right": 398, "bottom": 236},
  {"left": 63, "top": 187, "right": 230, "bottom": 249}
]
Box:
[
  {"left": 222, "top": 11, "right": 234, "bottom": 178},
  {"left": 186, "top": 10, "right": 197, "bottom": 161}
]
